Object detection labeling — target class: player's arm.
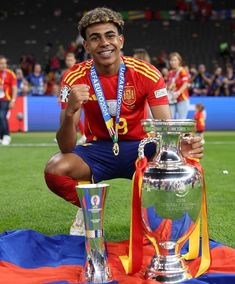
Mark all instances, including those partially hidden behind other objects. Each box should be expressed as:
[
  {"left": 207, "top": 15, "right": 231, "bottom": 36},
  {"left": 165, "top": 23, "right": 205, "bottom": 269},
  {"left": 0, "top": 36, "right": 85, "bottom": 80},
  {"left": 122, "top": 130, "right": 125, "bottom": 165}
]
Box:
[
  {"left": 56, "top": 84, "right": 89, "bottom": 153},
  {"left": 150, "top": 104, "right": 171, "bottom": 119}
]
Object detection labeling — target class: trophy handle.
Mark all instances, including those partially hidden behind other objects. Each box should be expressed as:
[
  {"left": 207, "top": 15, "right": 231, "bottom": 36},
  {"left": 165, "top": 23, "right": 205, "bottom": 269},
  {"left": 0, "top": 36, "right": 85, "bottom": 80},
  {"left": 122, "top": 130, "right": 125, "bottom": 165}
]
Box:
[{"left": 138, "top": 136, "right": 160, "bottom": 159}]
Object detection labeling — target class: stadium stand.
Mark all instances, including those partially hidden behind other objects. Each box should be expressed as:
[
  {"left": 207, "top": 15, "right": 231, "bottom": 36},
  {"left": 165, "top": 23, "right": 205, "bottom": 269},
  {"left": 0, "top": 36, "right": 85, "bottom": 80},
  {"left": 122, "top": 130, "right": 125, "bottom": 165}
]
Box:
[{"left": 0, "top": 0, "right": 234, "bottom": 85}]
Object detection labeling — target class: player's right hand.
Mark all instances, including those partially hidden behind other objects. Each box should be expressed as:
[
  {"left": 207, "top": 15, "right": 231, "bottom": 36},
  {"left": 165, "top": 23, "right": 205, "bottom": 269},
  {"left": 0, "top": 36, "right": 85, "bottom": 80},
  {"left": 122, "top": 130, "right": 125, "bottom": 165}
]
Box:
[{"left": 66, "top": 84, "right": 90, "bottom": 114}]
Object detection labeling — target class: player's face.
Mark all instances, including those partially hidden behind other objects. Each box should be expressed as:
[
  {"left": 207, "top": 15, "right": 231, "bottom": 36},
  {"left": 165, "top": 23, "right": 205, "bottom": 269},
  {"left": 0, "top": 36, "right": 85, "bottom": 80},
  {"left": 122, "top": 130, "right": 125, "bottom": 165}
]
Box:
[
  {"left": 16, "top": 69, "right": 23, "bottom": 78},
  {"left": 65, "top": 56, "right": 76, "bottom": 68},
  {"left": 83, "top": 22, "right": 124, "bottom": 74},
  {"left": 198, "top": 64, "right": 205, "bottom": 73},
  {"left": 169, "top": 56, "right": 180, "bottom": 70},
  {"left": 0, "top": 58, "right": 7, "bottom": 71},
  {"left": 34, "top": 64, "right": 42, "bottom": 73}
]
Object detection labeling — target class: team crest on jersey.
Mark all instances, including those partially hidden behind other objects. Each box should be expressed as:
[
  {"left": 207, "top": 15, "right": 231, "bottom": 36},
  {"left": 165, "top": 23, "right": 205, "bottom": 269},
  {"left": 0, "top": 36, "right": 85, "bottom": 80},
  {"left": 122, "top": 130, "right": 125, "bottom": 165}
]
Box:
[
  {"left": 60, "top": 85, "right": 70, "bottom": 102},
  {"left": 122, "top": 86, "right": 136, "bottom": 107}
]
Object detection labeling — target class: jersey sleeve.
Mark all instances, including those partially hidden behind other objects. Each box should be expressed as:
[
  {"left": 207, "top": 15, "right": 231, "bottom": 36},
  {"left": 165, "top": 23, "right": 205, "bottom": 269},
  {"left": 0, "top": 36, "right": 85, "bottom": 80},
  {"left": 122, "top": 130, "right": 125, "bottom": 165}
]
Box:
[
  {"left": 9, "top": 70, "right": 17, "bottom": 86},
  {"left": 145, "top": 71, "right": 169, "bottom": 107},
  {"left": 59, "top": 63, "right": 87, "bottom": 109},
  {"left": 180, "top": 68, "right": 190, "bottom": 83},
  {"left": 60, "top": 71, "right": 71, "bottom": 109}
]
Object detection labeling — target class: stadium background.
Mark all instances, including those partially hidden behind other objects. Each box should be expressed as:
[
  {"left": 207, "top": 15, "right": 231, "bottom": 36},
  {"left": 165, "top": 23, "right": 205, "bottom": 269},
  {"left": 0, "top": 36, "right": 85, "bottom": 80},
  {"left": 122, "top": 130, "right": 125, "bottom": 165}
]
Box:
[
  {"left": 0, "top": 0, "right": 234, "bottom": 247},
  {"left": 0, "top": 0, "right": 235, "bottom": 235},
  {"left": 1, "top": 0, "right": 235, "bottom": 131}
]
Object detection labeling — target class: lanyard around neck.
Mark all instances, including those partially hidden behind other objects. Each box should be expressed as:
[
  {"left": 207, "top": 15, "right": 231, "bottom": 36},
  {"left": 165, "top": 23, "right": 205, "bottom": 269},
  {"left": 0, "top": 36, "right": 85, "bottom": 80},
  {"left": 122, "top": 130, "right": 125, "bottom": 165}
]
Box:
[{"left": 90, "top": 63, "right": 126, "bottom": 146}]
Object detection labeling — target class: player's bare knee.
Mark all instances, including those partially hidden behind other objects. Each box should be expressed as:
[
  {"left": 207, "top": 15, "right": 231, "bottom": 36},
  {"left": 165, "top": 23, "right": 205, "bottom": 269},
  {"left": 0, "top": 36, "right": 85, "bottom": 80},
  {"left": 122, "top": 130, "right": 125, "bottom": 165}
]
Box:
[{"left": 44, "top": 154, "right": 68, "bottom": 176}]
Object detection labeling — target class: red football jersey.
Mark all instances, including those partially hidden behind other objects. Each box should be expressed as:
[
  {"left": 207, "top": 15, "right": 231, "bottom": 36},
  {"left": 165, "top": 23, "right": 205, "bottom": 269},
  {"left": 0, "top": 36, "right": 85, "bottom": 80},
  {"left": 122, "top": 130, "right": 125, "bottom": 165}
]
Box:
[
  {"left": 60, "top": 56, "right": 168, "bottom": 141},
  {"left": 167, "top": 67, "right": 189, "bottom": 102},
  {"left": 0, "top": 69, "right": 17, "bottom": 101},
  {"left": 194, "top": 111, "right": 205, "bottom": 132}
]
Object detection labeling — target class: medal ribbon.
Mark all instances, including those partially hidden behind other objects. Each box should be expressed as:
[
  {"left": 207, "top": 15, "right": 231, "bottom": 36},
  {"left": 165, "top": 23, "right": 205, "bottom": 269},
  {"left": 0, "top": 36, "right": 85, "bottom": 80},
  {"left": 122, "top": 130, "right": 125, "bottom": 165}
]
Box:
[{"left": 90, "top": 63, "right": 126, "bottom": 144}]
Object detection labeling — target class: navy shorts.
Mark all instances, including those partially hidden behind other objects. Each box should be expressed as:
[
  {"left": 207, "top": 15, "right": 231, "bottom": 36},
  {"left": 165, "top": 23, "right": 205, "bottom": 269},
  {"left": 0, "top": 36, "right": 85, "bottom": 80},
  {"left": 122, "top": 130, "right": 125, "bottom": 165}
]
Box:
[{"left": 72, "top": 140, "right": 156, "bottom": 183}]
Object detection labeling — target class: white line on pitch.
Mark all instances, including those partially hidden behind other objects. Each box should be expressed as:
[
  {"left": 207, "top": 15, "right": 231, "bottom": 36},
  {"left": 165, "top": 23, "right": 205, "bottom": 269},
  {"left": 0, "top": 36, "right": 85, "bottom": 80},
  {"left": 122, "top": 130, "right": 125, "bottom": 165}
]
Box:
[
  {"left": 206, "top": 141, "right": 235, "bottom": 145},
  {"left": 2, "top": 143, "right": 58, "bottom": 147},
  {"left": 1, "top": 141, "right": 235, "bottom": 147}
]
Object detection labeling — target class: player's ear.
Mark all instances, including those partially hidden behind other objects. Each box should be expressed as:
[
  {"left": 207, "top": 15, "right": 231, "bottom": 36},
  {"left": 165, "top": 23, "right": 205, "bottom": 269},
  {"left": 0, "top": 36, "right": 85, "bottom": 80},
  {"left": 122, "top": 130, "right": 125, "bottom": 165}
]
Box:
[
  {"left": 83, "top": 40, "right": 91, "bottom": 54},
  {"left": 119, "top": 34, "right": 124, "bottom": 49}
]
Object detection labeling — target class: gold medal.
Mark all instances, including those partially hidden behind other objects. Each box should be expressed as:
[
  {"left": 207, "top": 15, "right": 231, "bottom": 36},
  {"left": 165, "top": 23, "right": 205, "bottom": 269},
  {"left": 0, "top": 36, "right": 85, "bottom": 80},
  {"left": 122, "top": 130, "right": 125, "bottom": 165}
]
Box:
[{"left": 112, "top": 142, "right": 119, "bottom": 156}]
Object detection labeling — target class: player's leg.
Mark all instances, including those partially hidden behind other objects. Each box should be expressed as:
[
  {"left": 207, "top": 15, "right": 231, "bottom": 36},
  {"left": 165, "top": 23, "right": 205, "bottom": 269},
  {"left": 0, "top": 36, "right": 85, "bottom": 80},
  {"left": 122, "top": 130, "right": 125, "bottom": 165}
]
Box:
[
  {"left": 176, "top": 100, "right": 189, "bottom": 119},
  {"left": 169, "top": 103, "right": 176, "bottom": 119},
  {"left": 44, "top": 152, "right": 92, "bottom": 205},
  {"left": 44, "top": 152, "right": 92, "bottom": 236},
  {"left": 1, "top": 101, "right": 11, "bottom": 145},
  {"left": 0, "top": 101, "right": 3, "bottom": 141}
]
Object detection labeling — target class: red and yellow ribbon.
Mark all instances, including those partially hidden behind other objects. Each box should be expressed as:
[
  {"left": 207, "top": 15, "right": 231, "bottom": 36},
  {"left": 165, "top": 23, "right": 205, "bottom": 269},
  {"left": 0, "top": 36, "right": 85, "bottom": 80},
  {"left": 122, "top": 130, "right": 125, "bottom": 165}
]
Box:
[{"left": 120, "top": 157, "right": 211, "bottom": 278}]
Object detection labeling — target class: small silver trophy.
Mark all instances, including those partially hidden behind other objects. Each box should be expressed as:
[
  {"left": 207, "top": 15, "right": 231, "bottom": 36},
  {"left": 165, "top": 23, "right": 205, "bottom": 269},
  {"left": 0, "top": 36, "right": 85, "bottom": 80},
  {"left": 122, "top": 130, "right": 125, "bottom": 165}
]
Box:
[
  {"left": 76, "top": 183, "right": 116, "bottom": 284},
  {"left": 139, "top": 119, "right": 203, "bottom": 283}
]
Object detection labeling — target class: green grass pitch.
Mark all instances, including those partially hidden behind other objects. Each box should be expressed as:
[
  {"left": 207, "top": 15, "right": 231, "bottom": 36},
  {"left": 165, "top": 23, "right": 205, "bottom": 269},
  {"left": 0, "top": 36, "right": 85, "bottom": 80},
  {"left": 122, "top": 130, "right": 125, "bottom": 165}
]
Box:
[{"left": 0, "top": 131, "right": 234, "bottom": 248}]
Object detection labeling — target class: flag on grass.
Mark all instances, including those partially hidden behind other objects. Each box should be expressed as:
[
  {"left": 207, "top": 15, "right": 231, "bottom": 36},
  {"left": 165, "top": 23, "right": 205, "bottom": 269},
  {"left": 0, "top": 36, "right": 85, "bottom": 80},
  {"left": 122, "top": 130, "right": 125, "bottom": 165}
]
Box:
[{"left": 0, "top": 229, "right": 234, "bottom": 284}]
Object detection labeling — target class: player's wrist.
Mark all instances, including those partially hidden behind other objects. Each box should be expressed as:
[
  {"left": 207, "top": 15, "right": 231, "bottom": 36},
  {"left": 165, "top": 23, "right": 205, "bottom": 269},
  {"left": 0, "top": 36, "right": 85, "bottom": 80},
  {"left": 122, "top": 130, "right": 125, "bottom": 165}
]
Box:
[{"left": 65, "top": 107, "right": 79, "bottom": 117}]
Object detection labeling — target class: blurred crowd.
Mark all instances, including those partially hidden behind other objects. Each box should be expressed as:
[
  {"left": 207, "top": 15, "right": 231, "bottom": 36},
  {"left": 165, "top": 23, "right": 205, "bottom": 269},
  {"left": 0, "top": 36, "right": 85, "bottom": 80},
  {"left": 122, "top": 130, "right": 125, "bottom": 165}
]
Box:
[
  {"left": 134, "top": 47, "right": 235, "bottom": 97},
  {"left": 6, "top": 38, "right": 235, "bottom": 98},
  {"left": 13, "top": 39, "right": 87, "bottom": 98}
]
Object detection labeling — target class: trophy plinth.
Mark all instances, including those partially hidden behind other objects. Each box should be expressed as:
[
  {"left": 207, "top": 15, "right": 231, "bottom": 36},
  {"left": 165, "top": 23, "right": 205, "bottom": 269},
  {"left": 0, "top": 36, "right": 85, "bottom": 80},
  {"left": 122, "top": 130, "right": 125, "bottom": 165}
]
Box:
[
  {"left": 139, "top": 119, "right": 203, "bottom": 283},
  {"left": 145, "top": 253, "right": 192, "bottom": 283},
  {"left": 76, "top": 183, "right": 114, "bottom": 284}
]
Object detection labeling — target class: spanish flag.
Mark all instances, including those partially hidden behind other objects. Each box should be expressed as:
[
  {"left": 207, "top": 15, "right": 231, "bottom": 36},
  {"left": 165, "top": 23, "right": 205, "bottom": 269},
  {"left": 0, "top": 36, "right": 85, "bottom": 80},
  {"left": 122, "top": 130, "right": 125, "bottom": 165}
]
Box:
[{"left": 0, "top": 229, "right": 234, "bottom": 283}]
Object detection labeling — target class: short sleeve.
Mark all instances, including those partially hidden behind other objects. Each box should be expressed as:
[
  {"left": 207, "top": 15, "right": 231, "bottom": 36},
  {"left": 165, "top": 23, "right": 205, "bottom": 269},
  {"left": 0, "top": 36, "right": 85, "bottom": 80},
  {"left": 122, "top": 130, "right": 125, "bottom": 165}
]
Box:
[
  {"left": 10, "top": 71, "right": 17, "bottom": 86},
  {"left": 146, "top": 74, "right": 169, "bottom": 106},
  {"left": 180, "top": 68, "right": 190, "bottom": 83},
  {"left": 60, "top": 73, "right": 71, "bottom": 109}
]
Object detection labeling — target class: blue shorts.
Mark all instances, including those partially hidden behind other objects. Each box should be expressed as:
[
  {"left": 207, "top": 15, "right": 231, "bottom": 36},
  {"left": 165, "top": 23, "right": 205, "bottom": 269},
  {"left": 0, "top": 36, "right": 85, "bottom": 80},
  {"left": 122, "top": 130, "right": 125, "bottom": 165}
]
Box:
[{"left": 72, "top": 140, "right": 156, "bottom": 183}]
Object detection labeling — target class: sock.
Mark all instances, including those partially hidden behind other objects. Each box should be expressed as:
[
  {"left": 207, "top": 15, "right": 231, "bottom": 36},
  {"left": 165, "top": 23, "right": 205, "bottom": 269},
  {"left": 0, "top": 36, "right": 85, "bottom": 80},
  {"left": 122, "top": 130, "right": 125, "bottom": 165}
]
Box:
[{"left": 44, "top": 172, "right": 81, "bottom": 207}]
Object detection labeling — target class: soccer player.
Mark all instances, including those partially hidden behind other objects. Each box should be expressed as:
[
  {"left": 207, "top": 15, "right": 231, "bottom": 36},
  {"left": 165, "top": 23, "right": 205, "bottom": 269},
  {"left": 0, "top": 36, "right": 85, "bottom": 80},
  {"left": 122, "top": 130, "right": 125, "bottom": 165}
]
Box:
[
  {"left": 166, "top": 52, "right": 190, "bottom": 119},
  {"left": 44, "top": 7, "right": 204, "bottom": 235},
  {"left": 62, "top": 52, "right": 86, "bottom": 144},
  {"left": 0, "top": 55, "right": 17, "bottom": 145}
]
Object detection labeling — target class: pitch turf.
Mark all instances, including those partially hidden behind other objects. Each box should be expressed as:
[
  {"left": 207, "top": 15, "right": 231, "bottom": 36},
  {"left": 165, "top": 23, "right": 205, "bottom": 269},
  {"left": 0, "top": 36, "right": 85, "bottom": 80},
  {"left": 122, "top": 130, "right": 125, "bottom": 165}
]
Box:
[{"left": 0, "top": 131, "right": 234, "bottom": 247}]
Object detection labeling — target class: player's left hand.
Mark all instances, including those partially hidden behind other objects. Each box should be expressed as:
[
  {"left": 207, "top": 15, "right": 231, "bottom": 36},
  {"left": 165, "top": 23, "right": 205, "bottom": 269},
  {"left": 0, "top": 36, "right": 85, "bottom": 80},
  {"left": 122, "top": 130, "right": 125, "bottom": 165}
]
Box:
[{"left": 180, "top": 135, "right": 204, "bottom": 159}]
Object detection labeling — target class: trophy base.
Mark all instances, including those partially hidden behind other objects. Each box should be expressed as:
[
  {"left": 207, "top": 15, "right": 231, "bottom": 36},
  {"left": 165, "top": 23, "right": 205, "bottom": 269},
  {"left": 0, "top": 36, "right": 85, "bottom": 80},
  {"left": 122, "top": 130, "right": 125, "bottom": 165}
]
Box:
[{"left": 145, "top": 254, "right": 192, "bottom": 283}]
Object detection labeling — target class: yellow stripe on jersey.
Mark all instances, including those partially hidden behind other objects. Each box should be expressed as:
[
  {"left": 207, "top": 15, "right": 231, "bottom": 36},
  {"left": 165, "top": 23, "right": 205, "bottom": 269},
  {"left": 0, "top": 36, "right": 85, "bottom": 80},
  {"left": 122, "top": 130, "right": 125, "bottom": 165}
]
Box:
[
  {"left": 64, "top": 65, "right": 83, "bottom": 83},
  {"left": 124, "top": 57, "right": 161, "bottom": 81},
  {"left": 65, "top": 66, "right": 92, "bottom": 85},
  {"left": 125, "top": 57, "right": 161, "bottom": 79},
  {"left": 64, "top": 61, "right": 92, "bottom": 85},
  {"left": 69, "top": 70, "right": 87, "bottom": 85},
  {"left": 7, "top": 69, "right": 16, "bottom": 79},
  {"left": 124, "top": 57, "right": 161, "bottom": 76},
  {"left": 65, "top": 66, "right": 89, "bottom": 85},
  {"left": 125, "top": 62, "right": 159, "bottom": 83}
]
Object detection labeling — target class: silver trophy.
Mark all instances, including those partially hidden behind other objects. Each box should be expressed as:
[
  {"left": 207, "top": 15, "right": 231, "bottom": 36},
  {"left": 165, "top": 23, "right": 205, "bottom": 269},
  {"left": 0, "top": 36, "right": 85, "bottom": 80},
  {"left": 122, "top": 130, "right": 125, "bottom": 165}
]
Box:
[
  {"left": 76, "top": 183, "right": 116, "bottom": 284},
  {"left": 139, "top": 119, "right": 203, "bottom": 283}
]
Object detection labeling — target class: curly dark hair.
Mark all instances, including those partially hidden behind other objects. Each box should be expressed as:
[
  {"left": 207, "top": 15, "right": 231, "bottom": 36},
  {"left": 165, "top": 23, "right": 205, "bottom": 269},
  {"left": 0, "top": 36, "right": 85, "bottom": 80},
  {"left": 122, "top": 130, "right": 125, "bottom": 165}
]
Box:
[{"left": 78, "top": 7, "right": 124, "bottom": 39}]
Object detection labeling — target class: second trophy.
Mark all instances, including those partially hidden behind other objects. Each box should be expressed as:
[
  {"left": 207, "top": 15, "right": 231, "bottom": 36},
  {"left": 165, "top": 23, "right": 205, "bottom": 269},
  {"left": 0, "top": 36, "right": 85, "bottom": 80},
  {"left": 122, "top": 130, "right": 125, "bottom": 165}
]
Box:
[{"left": 76, "top": 183, "right": 115, "bottom": 284}]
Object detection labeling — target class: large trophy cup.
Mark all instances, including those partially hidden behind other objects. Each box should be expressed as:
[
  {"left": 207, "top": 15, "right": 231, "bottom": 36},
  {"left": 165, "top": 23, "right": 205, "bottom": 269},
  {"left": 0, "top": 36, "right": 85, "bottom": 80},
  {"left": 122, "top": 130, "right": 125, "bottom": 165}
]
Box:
[
  {"left": 139, "top": 119, "right": 203, "bottom": 283},
  {"left": 76, "top": 183, "right": 116, "bottom": 284}
]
